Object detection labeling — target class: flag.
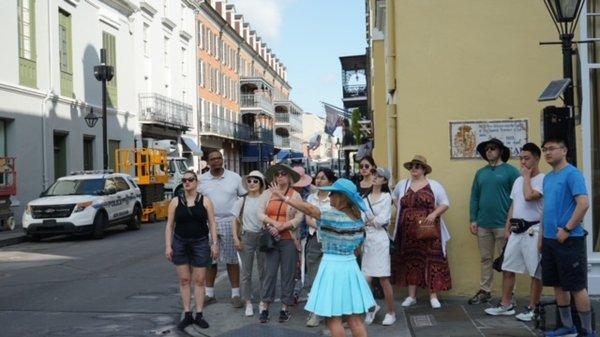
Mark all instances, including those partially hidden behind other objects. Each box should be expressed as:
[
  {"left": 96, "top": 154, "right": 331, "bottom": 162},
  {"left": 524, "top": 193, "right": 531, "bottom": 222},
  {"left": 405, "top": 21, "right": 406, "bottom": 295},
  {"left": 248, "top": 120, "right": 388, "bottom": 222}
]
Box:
[{"left": 322, "top": 102, "right": 348, "bottom": 136}]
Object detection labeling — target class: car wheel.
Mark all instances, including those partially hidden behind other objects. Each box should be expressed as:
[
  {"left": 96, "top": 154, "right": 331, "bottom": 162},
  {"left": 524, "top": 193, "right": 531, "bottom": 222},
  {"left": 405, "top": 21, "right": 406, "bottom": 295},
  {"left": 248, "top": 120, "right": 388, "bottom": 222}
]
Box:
[
  {"left": 127, "top": 205, "right": 142, "bottom": 230},
  {"left": 91, "top": 212, "right": 106, "bottom": 240}
]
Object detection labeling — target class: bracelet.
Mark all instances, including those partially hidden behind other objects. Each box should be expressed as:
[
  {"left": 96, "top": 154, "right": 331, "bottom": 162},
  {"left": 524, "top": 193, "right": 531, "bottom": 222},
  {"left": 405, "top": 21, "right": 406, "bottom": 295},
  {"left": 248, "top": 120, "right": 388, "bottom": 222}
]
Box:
[
  {"left": 284, "top": 196, "right": 290, "bottom": 203},
  {"left": 561, "top": 226, "right": 572, "bottom": 233}
]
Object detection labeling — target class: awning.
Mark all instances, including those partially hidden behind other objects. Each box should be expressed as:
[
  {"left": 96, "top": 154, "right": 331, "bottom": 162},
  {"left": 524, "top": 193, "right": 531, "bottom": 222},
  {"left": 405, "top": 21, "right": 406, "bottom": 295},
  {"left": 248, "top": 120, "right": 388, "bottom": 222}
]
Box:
[
  {"left": 276, "top": 149, "right": 304, "bottom": 162},
  {"left": 242, "top": 143, "right": 274, "bottom": 162},
  {"left": 181, "top": 136, "right": 203, "bottom": 156}
]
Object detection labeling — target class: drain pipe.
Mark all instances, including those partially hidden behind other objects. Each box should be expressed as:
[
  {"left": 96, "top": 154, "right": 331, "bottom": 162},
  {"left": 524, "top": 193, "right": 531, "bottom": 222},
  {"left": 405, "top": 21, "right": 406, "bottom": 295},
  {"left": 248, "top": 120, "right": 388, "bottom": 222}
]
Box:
[{"left": 40, "top": 1, "right": 54, "bottom": 190}]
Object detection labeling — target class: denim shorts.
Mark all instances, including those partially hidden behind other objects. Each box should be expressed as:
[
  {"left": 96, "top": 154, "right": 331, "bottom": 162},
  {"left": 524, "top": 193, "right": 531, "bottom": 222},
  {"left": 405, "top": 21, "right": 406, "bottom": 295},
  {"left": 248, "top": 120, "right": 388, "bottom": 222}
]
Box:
[
  {"left": 541, "top": 237, "right": 587, "bottom": 291},
  {"left": 172, "top": 234, "right": 211, "bottom": 268}
]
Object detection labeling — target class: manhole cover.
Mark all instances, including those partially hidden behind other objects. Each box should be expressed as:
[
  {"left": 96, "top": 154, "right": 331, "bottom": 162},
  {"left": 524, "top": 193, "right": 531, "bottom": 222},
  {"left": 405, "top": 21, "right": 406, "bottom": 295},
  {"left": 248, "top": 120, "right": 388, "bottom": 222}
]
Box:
[
  {"left": 216, "top": 324, "right": 319, "bottom": 337},
  {"left": 410, "top": 314, "right": 436, "bottom": 328}
]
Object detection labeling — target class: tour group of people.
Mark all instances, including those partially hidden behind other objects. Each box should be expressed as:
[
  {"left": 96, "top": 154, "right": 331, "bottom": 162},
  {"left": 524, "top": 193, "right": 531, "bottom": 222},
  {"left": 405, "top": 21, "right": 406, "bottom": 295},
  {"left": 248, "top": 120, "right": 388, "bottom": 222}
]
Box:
[{"left": 164, "top": 135, "right": 596, "bottom": 337}]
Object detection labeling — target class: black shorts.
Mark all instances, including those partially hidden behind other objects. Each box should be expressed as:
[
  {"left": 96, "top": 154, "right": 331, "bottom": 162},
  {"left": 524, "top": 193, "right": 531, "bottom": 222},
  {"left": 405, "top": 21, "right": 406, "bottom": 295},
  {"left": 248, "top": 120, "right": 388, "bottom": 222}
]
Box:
[
  {"left": 541, "top": 237, "right": 587, "bottom": 291},
  {"left": 172, "top": 234, "right": 211, "bottom": 268}
]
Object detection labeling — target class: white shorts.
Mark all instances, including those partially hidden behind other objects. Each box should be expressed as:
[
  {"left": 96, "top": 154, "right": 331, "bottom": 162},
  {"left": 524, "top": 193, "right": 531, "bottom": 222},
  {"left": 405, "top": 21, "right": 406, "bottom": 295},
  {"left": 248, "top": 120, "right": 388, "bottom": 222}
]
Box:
[{"left": 502, "top": 225, "right": 541, "bottom": 279}]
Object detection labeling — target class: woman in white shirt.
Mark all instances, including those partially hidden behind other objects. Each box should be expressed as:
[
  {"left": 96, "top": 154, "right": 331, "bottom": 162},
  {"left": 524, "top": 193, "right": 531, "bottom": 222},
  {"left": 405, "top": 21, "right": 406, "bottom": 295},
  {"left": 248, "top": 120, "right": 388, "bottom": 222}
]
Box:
[
  {"left": 304, "top": 168, "right": 336, "bottom": 327},
  {"left": 362, "top": 167, "right": 396, "bottom": 326}
]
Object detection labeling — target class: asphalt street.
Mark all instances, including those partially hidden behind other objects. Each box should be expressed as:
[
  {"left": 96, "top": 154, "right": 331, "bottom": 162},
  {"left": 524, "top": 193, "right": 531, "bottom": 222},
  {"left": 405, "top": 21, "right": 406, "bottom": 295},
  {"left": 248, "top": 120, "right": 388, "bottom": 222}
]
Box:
[{"left": 0, "top": 222, "right": 597, "bottom": 337}]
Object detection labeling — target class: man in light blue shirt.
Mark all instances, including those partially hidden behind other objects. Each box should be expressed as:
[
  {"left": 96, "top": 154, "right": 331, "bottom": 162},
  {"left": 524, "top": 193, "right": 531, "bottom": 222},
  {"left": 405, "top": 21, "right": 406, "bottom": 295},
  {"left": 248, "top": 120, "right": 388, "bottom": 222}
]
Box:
[{"left": 540, "top": 137, "right": 595, "bottom": 337}]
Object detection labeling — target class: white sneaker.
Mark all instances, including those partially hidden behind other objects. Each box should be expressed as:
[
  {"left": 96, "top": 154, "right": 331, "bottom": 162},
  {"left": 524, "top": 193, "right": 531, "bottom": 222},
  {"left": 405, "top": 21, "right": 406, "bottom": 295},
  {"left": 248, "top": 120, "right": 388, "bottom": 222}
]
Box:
[
  {"left": 484, "top": 304, "right": 515, "bottom": 316},
  {"left": 245, "top": 303, "right": 254, "bottom": 317},
  {"left": 381, "top": 313, "right": 396, "bottom": 326},
  {"left": 430, "top": 298, "right": 441, "bottom": 309},
  {"left": 515, "top": 308, "right": 534, "bottom": 322},
  {"left": 306, "top": 313, "right": 320, "bottom": 327},
  {"left": 401, "top": 297, "right": 417, "bottom": 307},
  {"left": 364, "top": 304, "right": 380, "bottom": 325}
]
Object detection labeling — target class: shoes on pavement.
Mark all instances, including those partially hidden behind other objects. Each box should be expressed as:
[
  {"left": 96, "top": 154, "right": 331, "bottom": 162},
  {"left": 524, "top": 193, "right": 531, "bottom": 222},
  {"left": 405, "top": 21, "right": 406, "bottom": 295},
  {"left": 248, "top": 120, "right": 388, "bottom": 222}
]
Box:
[
  {"left": 259, "top": 310, "right": 269, "bottom": 323},
  {"left": 401, "top": 297, "right": 417, "bottom": 307},
  {"left": 306, "top": 313, "right": 320, "bottom": 327},
  {"left": 544, "top": 325, "right": 578, "bottom": 337},
  {"left": 278, "top": 310, "right": 291, "bottom": 323},
  {"left": 577, "top": 331, "right": 598, "bottom": 337},
  {"left": 515, "top": 307, "right": 535, "bottom": 322},
  {"left": 231, "top": 295, "right": 244, "bottom": 308},
  {"left": 485, "top": 304, "right": 516, "bottom": 316},
  {"left": 382, "top": 313, "right": 396, "bottom": 326},
  {"left": 245, "top": 303, "right": 254, "bottom": 317},
  {"left": 365, "top": 305, "right": 380, "bottom": 325},
  {"left": 468, "top": 290, "right": 491, "bottom": 305},
  {"left": 177, "top": 312, "right": 194, "bottom": 331},
  {"left": 430, "top": 298, "right": 442, "bottom": 309},
  {"left": 204, "top": 296, "right": 217, "bottom": 306},
  {"left": 193, "top": 312, "right": 209, "bottom": 329}
]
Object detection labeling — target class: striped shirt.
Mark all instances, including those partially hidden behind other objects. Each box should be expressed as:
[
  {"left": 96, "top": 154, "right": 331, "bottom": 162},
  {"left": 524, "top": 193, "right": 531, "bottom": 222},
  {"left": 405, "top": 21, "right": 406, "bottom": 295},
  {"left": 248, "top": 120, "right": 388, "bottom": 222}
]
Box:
[{"left": 318, "top": 209, "right": 365, "bottom": 255}]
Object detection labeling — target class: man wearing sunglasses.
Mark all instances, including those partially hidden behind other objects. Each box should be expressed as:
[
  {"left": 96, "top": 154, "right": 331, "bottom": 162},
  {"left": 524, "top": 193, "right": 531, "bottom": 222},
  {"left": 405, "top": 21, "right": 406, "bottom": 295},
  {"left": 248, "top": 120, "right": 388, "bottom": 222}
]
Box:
[
  {"left": 198, "top": 150, "right": 247, "bottom": 308},
  {"left": 469, "top": 138, "right": 520, "bottom": 305}
]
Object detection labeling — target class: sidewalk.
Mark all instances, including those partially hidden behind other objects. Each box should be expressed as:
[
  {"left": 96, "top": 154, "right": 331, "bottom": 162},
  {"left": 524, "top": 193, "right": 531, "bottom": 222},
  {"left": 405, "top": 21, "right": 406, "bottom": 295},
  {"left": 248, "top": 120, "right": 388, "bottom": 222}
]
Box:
[{"left": 0, "top": 225, "right": 26, "bottom": 248}]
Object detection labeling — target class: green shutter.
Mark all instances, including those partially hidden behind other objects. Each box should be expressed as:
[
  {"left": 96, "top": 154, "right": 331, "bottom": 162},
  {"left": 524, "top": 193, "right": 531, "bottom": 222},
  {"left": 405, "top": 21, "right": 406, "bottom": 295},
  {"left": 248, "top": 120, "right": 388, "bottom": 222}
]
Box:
[
  {"left": 102, "top": 32, "right": 118, "bottom": 108},
  {"left": 18, "top": 0, "right": 37, "bottom": 88},
  {"left": 59, "top": 9, "right": 73, "bottom": 97}
]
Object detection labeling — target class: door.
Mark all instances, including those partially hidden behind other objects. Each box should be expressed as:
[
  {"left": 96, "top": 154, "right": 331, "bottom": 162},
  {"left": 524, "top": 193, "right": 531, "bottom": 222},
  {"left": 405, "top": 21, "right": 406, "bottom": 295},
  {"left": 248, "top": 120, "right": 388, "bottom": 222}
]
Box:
[{"left": 53, "top": 132, "right": 68, "bottom": 180}]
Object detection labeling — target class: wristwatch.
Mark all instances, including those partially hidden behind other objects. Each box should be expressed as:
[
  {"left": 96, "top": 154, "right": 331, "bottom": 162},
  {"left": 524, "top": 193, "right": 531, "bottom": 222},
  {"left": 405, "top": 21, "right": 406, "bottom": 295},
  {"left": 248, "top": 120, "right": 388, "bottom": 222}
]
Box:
[{"left": 561, "top": 226, "right": 572, "bottom": 233}]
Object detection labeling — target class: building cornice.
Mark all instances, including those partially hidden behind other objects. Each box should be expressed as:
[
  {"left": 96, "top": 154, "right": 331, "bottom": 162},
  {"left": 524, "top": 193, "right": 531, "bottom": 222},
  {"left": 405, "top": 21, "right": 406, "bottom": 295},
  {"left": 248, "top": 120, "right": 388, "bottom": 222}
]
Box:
[
  {"left": 180, "top": 30, "right": 192, "bottom": 41},
  {"left": 139, "top": 1, "right": 157, "bottom": 17},
  {"left": 199, "top": 2, "right": 291, "bottom": 91},
  {"left": 162, "top": 17, "right": 176, "bottom": 31},
  {"left": 100, "top": 0, "right": 138, "bottom": 17}
]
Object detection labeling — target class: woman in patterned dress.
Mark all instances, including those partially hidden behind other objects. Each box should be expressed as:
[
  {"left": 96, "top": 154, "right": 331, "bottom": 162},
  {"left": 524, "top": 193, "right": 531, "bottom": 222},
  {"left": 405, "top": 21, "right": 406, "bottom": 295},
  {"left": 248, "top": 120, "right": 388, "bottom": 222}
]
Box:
[{"left": 391, "top": 155, "right": 452, "bottom": 309}]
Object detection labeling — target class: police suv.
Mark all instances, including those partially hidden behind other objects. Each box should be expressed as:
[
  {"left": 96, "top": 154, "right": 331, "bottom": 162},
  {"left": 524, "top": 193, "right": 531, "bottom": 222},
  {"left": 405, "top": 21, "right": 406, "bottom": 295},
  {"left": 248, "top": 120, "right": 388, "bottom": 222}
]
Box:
[{"left": 22, "top": 171, "right": 143, "bottom": 241}]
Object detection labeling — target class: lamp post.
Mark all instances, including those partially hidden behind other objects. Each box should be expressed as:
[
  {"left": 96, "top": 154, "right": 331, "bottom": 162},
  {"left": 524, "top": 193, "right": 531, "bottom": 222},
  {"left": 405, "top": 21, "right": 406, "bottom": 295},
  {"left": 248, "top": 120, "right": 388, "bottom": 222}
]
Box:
[
  {"left": 543, "top": 0, "right": 584, "bottom": 165},
  {"left": 84, "top": 48, "right": 114, "bottom": 170},
  {"left": 335, "top": 138, "right": 341, "bottom": 178}
]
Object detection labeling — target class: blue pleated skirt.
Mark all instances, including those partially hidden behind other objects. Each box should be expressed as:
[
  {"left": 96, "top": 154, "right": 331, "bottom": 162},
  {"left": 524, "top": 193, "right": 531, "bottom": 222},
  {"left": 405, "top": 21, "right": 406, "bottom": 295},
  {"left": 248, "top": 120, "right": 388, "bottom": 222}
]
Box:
[{"left": 305, "top": 253, "right": 376, "bottom": 317}]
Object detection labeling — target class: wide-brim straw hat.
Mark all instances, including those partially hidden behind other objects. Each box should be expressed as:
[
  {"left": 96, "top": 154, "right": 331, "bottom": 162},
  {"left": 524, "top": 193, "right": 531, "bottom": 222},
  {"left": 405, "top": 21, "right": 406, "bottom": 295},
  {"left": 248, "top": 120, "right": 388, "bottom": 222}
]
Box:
[
  {"left": 403, "top": 155, "right": 433, "bottom": 175},
  {"left": 476, "top": 138, "right": 510, "bottom": 162},
  {"left": 292, "top": 166, "right": 312, "bottom": 188},
  {"left": 243, "top": 170, "right": 265, "bottom": 190},
  {"left": 319, "top": 178, "right": 367, "bottom": 212},
  {"left": 265, "top": 163, "right": 301, "bottom": 184}
]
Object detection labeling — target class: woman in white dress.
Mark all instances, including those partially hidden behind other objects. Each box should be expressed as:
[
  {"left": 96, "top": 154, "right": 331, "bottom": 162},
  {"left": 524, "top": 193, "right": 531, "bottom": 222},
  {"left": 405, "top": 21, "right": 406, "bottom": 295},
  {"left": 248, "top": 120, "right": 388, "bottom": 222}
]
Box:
[{"left": 362, "top": 167, "right": 396, "bottom": 326}]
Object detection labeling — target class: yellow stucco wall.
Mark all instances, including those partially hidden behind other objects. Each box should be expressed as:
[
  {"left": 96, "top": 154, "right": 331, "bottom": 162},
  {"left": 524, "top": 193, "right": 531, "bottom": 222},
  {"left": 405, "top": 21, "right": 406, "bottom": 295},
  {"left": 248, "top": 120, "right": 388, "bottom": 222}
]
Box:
[
  {"left": 371, "top": 39, "right": 389, "bottom": 169},
  {"left": 388, "top": 0, "right": 562, "bottom": 296}
]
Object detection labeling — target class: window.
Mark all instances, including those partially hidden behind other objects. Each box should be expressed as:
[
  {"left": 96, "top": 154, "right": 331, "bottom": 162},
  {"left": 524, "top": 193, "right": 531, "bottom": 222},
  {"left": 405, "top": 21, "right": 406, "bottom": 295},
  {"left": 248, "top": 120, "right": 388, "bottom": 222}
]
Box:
[
  {"left": 83, "top": 136, "right": 94, "bottom": 171},
  {"left": 197, "top": 21, "right": 203, "bottom": 48},
  {"left": 102, "top": 32, "right": 118, "bottom": 107},
  {"left": 59, "top": 9, "right": 73, "bottom": 97},
  {"left": 108, "top": 139, "right": 120, "bottom": 171},
  {"left": 164, "top": 36, "right": 169, "bottom": 68},
  {"left": 198, "top": 60, "right": 204, "bottom": 87},
  {"left": 143, "top": 23, "right": 150, "bottom": 57},
  {"left": 114, "top": 177, "right": 130, "bottom": 191},
  {"left": 18, "top": 0, "right": 36, "bottom": 88}
]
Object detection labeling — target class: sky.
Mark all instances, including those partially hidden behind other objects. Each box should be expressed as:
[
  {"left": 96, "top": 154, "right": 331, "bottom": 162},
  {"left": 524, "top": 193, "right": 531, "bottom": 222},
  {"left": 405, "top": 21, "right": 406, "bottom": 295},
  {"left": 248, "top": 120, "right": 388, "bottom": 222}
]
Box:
[{"left": 228, "top": 0, "right": 367, "bottom": 116}]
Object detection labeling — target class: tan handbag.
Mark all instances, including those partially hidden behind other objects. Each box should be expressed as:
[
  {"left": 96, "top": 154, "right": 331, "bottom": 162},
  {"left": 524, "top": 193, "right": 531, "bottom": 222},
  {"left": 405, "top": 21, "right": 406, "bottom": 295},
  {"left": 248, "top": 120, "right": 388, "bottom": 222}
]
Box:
[{"left": 415, "top": 214, "right": 440, "bottom": 241}]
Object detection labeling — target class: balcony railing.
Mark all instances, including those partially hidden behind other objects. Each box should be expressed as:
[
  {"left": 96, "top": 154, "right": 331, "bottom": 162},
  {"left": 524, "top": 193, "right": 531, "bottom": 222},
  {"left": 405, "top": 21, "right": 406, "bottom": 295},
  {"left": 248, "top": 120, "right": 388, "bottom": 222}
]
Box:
[
  {"left": 139, "top": 93, "right": 193, "bottom": 129},
  {"left": 240, "top": 93, "right": 274, "bottom": 116},
  {"left": 274, "top": 112, "right": 302, "bottom": 132},
  {"left": 274, "top": 135, "right": 303, "bottom": 150},
  {"left": 200, "top": 114, "right": 273, "bottom": 144},
  {"left": 342, "top": 84, "right": 367, "bottom": 99}
]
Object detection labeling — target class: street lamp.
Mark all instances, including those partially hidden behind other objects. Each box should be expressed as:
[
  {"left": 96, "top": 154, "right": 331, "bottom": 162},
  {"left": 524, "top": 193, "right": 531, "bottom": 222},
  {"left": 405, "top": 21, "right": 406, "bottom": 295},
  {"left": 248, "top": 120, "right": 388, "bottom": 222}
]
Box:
[
  {"left": 85, "top": 49, "right": 114, "bottom": 170},
  {"left": 335, "top": 138, "right": 341, "bottom": 178},
  {"left": 543, "top": 0, "right": 584, "bottom": 165}
]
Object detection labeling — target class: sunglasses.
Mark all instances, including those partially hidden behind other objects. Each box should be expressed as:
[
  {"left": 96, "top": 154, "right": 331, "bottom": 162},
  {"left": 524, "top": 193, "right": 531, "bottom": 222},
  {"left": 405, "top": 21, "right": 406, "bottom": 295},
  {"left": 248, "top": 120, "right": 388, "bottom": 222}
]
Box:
[
  {"left": 408, "top": 163, "right": 423, "bottom": 170},
  {"left": 485, "top": 145, "right": 499, "bottom": 152},
  {"left": 246, "top": 178, "right": 260, "bottom": 185},
  {"left": 181, "top": 177, "right": 196, "bottom": 183},
  {"left": 275, "top": 171, "right": 288, "bottom": 177},
  {"left": 360, "top": 164, "right": 371, "bottom": 169}
]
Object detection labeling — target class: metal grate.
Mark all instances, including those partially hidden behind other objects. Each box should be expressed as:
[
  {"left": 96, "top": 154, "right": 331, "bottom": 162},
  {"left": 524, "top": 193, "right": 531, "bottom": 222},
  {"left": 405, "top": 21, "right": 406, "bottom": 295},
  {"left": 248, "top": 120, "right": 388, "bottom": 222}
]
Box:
[{"left": 410, "top": 314, "right": 437, "bottom": 328}]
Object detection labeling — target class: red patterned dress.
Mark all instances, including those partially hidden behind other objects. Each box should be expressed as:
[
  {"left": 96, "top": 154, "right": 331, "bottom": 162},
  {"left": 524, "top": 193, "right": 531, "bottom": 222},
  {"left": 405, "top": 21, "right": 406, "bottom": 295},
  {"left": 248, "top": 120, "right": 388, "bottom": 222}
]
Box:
[{"left": 391, "top": 184, "right": 452, "bottom": 292}]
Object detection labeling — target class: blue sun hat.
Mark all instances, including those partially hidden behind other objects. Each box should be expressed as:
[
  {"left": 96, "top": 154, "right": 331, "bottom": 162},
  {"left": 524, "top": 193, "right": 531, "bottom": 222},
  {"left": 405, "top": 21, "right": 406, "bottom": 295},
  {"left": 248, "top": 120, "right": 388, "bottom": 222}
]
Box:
[{"left": 318, "top": 178, "right": 367, "bottom": 212}]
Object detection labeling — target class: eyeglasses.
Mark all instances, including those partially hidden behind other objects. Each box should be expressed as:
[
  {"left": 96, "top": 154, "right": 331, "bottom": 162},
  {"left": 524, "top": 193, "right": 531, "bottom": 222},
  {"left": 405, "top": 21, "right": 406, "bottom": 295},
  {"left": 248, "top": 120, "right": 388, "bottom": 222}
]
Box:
[
  {"left": 181, "top": 177, "right": 196, "bottom": 183},
  {"left": 275, "top": 171, "right": 288, "bottom": 177},
  {"left": 542, "top": 146, "right": 564, "bottom": 153},
  {"left": 360, "top": 164, "right": 371, "bottom": 169},
  {"left": 408, "top": 163, "right": 422, "bottom": 170},
  {"left": 246, "top": 178, "right": 260, "bottom": 185},
  {"left": 485, "top": 145, "right": 499, "bottom": 152}
]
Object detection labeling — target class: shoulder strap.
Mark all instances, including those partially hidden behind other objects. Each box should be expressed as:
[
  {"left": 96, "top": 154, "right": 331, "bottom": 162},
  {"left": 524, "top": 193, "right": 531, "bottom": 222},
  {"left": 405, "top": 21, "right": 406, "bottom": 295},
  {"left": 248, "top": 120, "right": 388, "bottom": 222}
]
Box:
[
  {"left": 366, "top": 194, "right": 374, "bottom": 213},
  {"left": 239, "top": 196, "right": 247, "bottom": 217}
]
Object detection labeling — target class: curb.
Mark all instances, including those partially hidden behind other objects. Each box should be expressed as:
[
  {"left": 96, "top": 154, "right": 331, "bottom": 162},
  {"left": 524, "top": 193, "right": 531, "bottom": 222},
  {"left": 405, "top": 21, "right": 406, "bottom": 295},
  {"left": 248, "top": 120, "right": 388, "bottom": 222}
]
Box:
[{"left": 0, "top": 232, "right": 27, "bottom": 248}]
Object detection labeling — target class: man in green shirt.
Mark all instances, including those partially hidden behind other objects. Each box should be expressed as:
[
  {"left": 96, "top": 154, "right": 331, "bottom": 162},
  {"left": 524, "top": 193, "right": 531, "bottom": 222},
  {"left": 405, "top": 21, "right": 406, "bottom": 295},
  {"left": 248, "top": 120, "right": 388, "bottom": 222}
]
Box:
[{"left": 468, "top": 138, "right": 520, "bottom": 305}]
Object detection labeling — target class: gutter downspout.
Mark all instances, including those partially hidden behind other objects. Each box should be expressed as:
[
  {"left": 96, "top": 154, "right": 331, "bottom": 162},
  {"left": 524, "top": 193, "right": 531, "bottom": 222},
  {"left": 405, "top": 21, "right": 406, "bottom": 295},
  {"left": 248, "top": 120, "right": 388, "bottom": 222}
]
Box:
[{"left": 40, "top": 1, "right": 54, "bottom": 190}]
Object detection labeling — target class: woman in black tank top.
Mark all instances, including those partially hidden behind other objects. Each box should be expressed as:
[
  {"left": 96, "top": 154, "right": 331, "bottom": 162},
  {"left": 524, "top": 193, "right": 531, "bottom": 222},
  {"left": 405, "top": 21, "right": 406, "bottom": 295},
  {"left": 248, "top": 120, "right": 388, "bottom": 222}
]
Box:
[{"left": 165, "top": 171, "right": 219, "bottom": 331}]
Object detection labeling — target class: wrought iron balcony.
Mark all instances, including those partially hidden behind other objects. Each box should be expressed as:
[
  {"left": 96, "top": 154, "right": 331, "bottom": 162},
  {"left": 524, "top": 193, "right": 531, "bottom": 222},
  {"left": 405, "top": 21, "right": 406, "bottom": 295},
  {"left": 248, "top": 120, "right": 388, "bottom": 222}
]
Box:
[
  {"left": 240, "top": 93, "right": 274, "bottom": 117},
  {"left": 139, "top": 93, "right": 193, "bottom": 130},
  {"left": 274, "top": 134, "right": 302, "bottom": 150},
  {"left": 274, "top": 112, "right": 302, "bottom": 132},
  {"left": 342, "top": 84, "right": 367, "bottom": 99},
  {"left": 200, "top": 113, "right": 273, "bottom": 144}
]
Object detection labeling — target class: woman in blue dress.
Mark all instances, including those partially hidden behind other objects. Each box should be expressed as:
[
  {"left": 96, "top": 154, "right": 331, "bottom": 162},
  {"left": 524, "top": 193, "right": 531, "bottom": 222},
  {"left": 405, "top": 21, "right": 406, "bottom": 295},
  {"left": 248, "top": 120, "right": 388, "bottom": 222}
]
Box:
[{"left": 269, "top": 178, "right": 375, "bottom": 337}]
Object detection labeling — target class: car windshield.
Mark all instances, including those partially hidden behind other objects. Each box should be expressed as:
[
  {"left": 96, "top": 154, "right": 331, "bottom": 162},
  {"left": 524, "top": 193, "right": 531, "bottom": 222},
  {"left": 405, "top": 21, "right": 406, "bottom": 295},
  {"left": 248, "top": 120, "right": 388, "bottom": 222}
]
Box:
[
  {"left": 44, "top": 178, "right": 106, "bottom": 196},
  {"left": 170, "top": 160, "right": 188, "bottom": 173}
]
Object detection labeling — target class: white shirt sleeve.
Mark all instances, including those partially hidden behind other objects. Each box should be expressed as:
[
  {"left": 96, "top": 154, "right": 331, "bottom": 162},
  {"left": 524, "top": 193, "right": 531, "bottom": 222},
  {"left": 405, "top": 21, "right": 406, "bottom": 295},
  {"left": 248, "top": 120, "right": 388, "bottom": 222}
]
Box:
[
  {"left": 533, "top": 174, "right": 544, "bottom": 195},
  {"left": 373, "top": 193, "right": 392, "bottom": 227},
  {"left": 232, "top": 197, "right": 243, "bottom": 218},
  {"left": 510, "top": 177, "right": 519, "bottom": 200}
]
